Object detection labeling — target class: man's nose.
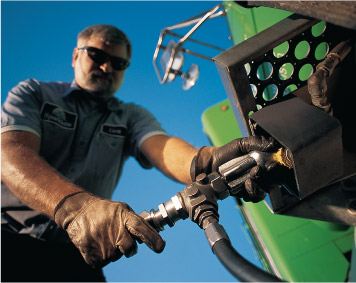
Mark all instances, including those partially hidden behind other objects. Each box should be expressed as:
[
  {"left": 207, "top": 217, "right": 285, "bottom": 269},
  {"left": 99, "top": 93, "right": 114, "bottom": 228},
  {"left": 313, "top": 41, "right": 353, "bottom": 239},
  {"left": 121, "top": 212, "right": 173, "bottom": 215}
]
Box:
[{"left": 100, "top": 60, "right": 113, "bottom": 73}]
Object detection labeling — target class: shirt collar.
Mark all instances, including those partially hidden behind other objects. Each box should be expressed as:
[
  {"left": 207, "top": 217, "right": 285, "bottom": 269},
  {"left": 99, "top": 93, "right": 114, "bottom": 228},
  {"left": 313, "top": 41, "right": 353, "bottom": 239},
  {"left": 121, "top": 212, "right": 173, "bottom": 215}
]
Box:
[
  {"left": 64, "top": 80, "right": 123, "bottom": 111},
  {"left": 62, "top": 80, "right": 81, "bottom": 97}
]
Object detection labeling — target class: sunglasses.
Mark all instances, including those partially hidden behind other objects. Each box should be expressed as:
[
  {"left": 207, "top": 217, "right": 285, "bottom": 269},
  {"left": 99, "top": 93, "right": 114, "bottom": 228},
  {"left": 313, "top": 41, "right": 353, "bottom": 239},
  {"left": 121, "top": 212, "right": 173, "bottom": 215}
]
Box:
[{"left": 78, "top": 46, "right": 130, "bottom": 71}]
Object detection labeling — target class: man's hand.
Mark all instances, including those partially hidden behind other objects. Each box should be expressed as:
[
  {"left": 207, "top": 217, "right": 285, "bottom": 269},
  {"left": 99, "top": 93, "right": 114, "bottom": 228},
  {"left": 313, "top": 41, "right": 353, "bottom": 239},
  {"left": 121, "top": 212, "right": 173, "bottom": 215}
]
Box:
[
  {"left": 54, "top": 192, "right": 165, "bottom": 268},
  {"left": 190, "top": 136, "right": 278, "bottom": 203}
]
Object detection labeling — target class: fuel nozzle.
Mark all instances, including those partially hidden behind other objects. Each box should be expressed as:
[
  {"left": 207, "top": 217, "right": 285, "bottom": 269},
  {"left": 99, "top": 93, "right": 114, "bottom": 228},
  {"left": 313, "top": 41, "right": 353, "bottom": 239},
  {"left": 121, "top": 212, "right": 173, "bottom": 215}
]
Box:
[
  {"left": 140, "top": 194, "right": 188, "bottom": 232},
  {"left": 140, "top": 172, "right": 223, "bottom": 231}
]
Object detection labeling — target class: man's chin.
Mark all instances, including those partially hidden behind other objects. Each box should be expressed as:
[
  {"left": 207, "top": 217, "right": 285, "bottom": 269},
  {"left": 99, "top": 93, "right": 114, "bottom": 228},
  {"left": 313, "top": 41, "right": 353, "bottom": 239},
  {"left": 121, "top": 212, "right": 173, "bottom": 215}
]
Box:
[
  {"left": 86, "top": 82, "right": 115, "bottom": 100},
  {"left": 88, "top": 89, "right": 114, "bottom": 101}
]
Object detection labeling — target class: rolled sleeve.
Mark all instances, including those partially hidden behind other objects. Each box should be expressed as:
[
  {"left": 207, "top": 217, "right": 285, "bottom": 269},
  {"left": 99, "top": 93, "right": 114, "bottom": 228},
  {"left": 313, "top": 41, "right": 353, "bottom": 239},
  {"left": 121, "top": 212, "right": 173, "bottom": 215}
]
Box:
[
  {"left": 1, "top": 125, "right": 40, "bottom": 137},
  {"left": 138, "top": 130, "right": 168, "bottom": 149},
  {"left": 127, "top": 104, "right": 168, "bottom": 169},
  {"left": 1, "top": 79, "right": 42, "bottom": 137}
]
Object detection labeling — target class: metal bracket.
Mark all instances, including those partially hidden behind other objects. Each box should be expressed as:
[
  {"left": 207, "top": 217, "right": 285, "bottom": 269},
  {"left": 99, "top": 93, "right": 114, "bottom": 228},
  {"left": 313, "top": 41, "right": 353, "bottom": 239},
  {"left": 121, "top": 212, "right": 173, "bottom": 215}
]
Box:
[{"left": 153, "top": 3, "right": 226, "bottom": 86}]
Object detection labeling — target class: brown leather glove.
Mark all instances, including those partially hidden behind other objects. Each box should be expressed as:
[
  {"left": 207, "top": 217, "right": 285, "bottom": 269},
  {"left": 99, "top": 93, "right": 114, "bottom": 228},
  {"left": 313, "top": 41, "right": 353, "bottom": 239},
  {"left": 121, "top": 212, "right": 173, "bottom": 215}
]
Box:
[
  {"left": 190, "top": 136, "right": 278, "bottom": 203},
  {"left": 54, "top": 191, "right": 165, "bottom": 268}
]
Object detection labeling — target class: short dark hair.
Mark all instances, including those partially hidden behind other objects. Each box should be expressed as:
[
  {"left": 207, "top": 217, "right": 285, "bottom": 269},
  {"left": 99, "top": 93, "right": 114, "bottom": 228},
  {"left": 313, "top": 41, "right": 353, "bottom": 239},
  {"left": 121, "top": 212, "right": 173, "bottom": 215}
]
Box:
[{"left": 77, "top": 24, "right": 132, "bottom": 58}]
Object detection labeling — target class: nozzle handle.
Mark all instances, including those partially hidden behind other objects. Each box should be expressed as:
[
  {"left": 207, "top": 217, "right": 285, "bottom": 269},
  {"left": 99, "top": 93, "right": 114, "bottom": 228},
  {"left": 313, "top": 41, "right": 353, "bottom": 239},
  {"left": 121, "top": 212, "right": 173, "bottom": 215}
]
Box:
[
  {"left": 218, "top": 154, "right": 256, "bottom": 183},
  {"left": 218, "top": 153, "right": 257, "bottom": 195}
]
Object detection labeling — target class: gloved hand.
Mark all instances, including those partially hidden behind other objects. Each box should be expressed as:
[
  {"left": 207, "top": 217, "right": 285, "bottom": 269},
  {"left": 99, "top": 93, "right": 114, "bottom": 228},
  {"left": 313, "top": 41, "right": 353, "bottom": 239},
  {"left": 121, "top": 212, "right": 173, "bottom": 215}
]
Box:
[
  {"left": 190, "top": 136, "right": 278, "bottom": 203},
  {"left": 54, "top": 191, "right": 165, "bottom": 268}
]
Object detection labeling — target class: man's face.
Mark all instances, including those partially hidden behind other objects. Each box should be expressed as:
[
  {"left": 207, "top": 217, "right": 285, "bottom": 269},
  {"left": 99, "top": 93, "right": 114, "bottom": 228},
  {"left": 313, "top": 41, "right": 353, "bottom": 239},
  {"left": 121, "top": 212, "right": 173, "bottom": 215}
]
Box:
[{"left": 72, "top": 36, "right": 129, "bottom": 100}]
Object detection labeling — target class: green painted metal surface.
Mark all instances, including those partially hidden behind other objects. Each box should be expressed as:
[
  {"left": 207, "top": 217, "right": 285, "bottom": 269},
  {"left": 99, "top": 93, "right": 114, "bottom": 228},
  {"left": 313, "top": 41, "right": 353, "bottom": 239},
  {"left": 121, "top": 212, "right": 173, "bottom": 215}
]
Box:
[
  {"left": 223, "top": 2, "right": 292, "bottom": 45},
  {"left": 201, "top": 100, "right": 242, "bottom": 146}
]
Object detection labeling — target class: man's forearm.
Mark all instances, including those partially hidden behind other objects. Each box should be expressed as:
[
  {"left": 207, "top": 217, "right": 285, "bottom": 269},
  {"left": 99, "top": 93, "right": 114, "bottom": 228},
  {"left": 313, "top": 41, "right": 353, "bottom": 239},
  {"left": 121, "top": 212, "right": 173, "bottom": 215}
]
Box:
[
  {"left": 1, "top": 131, "right": 82, "bottom": 217},
  {"left": 141, "top": 135, "right": 198, "bottom": 184},
  {"left": 160, "top": 137, "right": 198, "bottom": 184}
]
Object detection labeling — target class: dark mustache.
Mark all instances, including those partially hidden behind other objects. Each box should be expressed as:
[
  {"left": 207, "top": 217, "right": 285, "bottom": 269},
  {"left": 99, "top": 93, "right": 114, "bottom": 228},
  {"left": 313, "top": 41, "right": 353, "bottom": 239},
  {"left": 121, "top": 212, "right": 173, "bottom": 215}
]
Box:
[{"left": 90, "top": 70, "right": 113, "bottom": 82}]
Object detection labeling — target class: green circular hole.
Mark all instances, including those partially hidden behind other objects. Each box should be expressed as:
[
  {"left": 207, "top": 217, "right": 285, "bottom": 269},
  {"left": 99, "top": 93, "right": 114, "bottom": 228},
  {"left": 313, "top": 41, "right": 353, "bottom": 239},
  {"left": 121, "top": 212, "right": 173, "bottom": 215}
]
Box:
[
  {"left": 263, "top": 84, "right": 278, "bottom": 101},
  {"left": 273, "top": 41, "right": 289, "bottom": 58},
  {"left": 299, "top": 64, "right": 313, "bottom": 81},
  {"left": 257, "top": 62, "right": 273, "bottom": 81},
  {"left": 283, "top": 84, "right": 297, "bottom": 96},
  {"left": 245, "top": 63, "right": 251, "bottom": 75},
  {"left": 312, "top": 21, "right": 326, "bottom": 37},
  {"left": 295, "top": 41, "right": 310, "bottom": 60},
  {"left": 250, "top": 84, "right": 257, "bottom": 97},
  {"left": 315, "top": 42, "right": 329, "bottom": 60},
  {"left": 278, "top": 63, "right": 294, "bottom": 80}
]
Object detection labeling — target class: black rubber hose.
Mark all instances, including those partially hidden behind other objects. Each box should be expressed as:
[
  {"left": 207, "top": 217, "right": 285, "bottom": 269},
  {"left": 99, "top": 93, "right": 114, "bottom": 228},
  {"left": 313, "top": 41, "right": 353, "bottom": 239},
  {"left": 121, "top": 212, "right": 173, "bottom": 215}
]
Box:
[{"left": 212, "top": 239, "right": 284, "bottom": 282}]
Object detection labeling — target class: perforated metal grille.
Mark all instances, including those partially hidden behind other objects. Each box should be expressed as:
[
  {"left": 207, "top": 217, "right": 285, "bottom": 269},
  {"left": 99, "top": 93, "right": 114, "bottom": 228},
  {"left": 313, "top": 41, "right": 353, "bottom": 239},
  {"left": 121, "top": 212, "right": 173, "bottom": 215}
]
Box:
[{"left": 246, "top": 22, "right": 341, "bottom": 109}]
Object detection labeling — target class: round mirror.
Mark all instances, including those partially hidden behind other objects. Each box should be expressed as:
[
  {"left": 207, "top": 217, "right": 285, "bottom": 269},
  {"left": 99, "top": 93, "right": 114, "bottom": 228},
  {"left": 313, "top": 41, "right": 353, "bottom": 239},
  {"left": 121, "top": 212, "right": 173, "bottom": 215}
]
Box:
[
  {"left": 160, "top": 40, "right": 185, "bottom": 82},
  {"left": 182, "top": 64, "right": 199, "bottom": 90}
]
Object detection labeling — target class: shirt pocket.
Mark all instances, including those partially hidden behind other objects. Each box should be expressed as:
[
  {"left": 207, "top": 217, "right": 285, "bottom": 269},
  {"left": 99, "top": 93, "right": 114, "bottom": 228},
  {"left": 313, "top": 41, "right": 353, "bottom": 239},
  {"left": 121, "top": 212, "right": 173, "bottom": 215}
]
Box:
[
  {"left": 91, "top": 124, "right": 128, "bottom": 175},
  {"left": 40, "top": 121, "right": 76, "bottom": 165}
]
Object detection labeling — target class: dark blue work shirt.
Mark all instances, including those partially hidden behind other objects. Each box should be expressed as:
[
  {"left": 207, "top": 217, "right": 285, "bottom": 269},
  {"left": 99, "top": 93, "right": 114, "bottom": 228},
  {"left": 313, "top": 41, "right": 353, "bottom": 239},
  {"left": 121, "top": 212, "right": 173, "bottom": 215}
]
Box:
[{"left": 1, "top": 78, "right": 167, "bottom": 241}]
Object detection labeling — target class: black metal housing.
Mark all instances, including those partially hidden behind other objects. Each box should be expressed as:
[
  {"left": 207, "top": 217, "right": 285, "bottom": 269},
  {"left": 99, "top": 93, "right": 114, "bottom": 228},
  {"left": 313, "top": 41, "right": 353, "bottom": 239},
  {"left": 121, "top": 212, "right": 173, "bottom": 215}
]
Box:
[{"left": 213, "top": 13, "right": 356, "bottom": 225}]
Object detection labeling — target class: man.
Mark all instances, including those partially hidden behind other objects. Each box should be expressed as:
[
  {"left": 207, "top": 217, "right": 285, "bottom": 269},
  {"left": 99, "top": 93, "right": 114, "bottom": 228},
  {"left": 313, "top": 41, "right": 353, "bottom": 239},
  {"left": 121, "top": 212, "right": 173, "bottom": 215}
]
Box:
[{"left": 1, "top": 24, "right": 276, "bottom": 282}]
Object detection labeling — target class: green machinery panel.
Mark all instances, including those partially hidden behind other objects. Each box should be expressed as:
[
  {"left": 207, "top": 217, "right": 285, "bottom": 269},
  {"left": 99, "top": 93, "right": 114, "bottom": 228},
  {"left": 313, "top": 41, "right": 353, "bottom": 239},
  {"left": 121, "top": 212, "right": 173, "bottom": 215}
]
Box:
[
  {"left": 223, "top": 1, "right": 292, "bottom": 45},
  {"left": 202, "top": 3, "right": 353, "bottom": 281}
]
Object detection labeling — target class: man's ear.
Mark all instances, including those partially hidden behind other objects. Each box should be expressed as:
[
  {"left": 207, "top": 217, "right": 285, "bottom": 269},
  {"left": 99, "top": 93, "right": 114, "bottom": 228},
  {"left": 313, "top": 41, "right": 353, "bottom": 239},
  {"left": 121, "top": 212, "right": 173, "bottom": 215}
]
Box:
[{"left": 72, "top": 48, "right": 79, "bottom": 68}]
